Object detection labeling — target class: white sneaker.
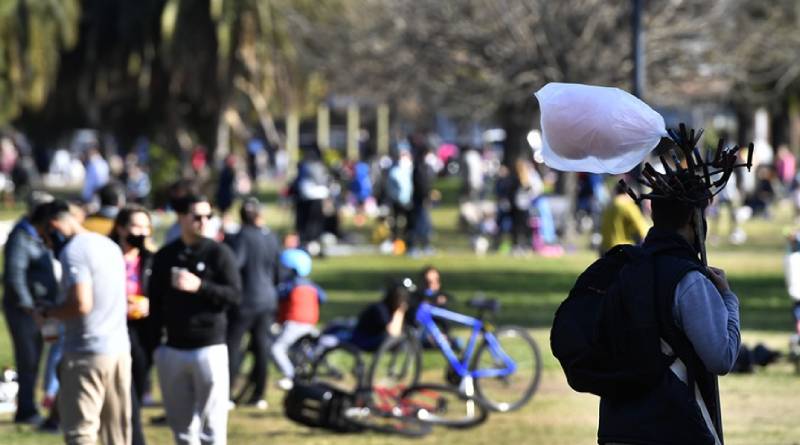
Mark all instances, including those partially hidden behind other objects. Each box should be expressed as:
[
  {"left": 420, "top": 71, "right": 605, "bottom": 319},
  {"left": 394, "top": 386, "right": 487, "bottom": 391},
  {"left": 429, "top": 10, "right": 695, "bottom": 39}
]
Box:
[
  {"left": 252, "top": 399, "right": 268, "bottom": 410},
  {"left": 277, "top": 377, "right": 294, "bottom": 391}
]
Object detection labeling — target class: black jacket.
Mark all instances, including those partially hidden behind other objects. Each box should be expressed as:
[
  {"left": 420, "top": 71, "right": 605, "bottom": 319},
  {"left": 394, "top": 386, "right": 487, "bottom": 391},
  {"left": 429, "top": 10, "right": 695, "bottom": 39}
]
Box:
[
  {"left": 2, "top": 219, "right": 59, "bottom": 310},
  {"left": 598, "top": 228, "right": 719, "bottom": 445},
  {"left": 127, "top": 248, "right": 158, "bottom": 350},
  {"left": 231, "top": 224, "right": 280, "bottom": 312},
  {"left": 149, "top": 237, "right": 241, "bottom": 349}
]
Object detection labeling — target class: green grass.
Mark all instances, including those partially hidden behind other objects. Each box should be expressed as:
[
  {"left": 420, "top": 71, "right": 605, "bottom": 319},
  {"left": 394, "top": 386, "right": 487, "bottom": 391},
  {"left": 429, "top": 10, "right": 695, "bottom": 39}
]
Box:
[{"left": 2, "top": 183, "right": 800, "bottom": 444}]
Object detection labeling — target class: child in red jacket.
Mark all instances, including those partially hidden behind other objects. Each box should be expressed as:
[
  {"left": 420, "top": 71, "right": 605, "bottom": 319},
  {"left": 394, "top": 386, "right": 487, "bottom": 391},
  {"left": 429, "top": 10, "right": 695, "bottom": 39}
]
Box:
[{"left": 271, "top": 249, "right": 325, "bottom": 390}]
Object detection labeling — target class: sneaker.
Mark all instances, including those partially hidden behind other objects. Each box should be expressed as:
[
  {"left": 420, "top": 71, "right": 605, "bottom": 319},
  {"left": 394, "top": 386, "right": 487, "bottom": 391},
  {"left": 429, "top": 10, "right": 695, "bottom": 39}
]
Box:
[
  {"left": 249, "top": 399, "right": 268, "bottom": 410},
  {"left": 38, "top": 417, "right": 59, "bottom": 434},
  {"left": 150, "top": 414, "right": 168, "bottom": 425},
  {"left": 14, "top": 413, "right": 42, "bottom": 426},
  {"left": 277, "top": 377, "right": 294, "bottom": 391}
]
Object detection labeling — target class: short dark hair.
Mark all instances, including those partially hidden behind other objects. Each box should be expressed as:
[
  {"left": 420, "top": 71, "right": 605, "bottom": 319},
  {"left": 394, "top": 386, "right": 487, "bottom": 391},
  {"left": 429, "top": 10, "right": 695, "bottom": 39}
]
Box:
[
  {"left": 168, "top": 179, "right": 198, "bottom": 209},
  {"left": 173, "top": 193, "right": 209, "bottom": 214},
  {"left": 97, "top": 182, "right": 125, "bottom": 207},
  {"left": 239, "top": 197, "right": 262, "bottom": 225},
  {"left": 651, "top": 198, "right": 695, "bottom": 231},
  {"left": 383, "top": 281, "right": 411, "bottom": 313},
  {"left": 30, "top": 199, "right": 71, "bottom": 226}
]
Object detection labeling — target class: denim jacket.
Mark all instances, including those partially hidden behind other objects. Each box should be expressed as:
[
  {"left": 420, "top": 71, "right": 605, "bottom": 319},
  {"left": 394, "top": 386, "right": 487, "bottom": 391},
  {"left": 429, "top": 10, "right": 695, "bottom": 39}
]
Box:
[{"left": 2, "top": 219, "right": 59, "bottom": 310}]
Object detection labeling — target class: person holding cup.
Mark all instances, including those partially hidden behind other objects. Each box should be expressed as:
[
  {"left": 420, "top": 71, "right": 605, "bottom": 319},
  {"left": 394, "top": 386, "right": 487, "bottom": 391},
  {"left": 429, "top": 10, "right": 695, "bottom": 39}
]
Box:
[
  {"left": 110, "top": 204, "right": 155, "bottom": 445},
  {"left": 149, "top": 194, "right": 241, "bottom": 445}
]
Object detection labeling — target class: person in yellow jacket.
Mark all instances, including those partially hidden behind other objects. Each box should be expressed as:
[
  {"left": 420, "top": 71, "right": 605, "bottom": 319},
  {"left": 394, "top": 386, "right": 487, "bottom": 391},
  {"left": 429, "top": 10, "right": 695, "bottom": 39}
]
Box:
[{"left": 599, "top": 182, "right": 649, "bottom": 254}]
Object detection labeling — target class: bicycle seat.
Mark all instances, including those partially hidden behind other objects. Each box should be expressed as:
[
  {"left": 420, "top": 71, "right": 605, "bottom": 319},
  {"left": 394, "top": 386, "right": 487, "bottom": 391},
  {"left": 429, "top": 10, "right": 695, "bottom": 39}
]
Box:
[{"left": 467, "top": 297, "right": 500, "bottom": 313}]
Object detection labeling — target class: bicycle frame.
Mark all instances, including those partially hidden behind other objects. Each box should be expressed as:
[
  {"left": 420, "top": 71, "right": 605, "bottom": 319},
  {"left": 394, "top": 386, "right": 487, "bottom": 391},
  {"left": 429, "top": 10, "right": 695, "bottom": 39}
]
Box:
[{"left": 414, "top": 302, "right": 517, "bottom": 379}]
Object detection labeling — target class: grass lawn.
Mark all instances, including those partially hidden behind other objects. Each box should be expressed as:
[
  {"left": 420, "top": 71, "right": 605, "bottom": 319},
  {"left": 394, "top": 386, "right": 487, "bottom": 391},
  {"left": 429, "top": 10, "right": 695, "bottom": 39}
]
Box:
[{"left": 1, "top": 181, "right": 800, "bottom": 444}]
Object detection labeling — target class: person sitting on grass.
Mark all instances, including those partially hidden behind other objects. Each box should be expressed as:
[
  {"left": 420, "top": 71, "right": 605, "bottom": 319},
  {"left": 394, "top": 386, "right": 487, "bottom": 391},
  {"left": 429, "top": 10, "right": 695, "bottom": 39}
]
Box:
[
  {"left": 271, "top": 249, "right": 326, "bottom": 391},
  {"left": 349, "top": 280, "right": 410, "bottom": 352},
  {"left": 413, "top": 266, "right": 462, "bottom": 351},
  {"left": 315, "top": 280, "right": 411, "bottom": 355}
]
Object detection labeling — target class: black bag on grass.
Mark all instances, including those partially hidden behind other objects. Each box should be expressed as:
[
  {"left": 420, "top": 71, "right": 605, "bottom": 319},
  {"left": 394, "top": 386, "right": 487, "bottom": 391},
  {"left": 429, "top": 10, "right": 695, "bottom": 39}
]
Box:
[
  {"left": 283, "top": 381, "right": 362, "bottom": 432},
  {"left": 550, "top": 244, "right": 674, "bottom": 399}
]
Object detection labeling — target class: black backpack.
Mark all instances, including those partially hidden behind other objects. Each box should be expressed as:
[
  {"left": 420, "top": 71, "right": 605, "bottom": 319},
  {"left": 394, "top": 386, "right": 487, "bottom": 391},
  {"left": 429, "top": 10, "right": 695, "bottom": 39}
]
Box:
[
  {"left": 284, "top": 381, "right": 362, "bottom": 433},
  {"left": 550, "top": 244, "right": 675, "bottom": 399}
]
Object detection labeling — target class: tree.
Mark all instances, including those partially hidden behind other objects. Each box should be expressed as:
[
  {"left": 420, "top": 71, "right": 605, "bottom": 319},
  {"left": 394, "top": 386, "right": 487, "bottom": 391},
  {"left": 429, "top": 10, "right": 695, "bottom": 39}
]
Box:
[{"left": 314, "top": 0, "right": 737, "bottom": 161}]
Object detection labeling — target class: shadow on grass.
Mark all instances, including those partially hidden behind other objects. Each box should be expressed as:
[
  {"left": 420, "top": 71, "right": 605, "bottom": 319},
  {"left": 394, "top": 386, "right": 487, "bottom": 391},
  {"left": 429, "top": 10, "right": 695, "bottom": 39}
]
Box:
[{"left": 314, "top": 268, "right": 789, "bottom": 332}]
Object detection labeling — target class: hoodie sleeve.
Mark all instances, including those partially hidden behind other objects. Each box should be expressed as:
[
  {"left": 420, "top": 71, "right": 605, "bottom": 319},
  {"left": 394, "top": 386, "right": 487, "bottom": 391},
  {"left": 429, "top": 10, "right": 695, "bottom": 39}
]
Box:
[{"left": 673, "top": 271, "right": 741, "bottom": 375}]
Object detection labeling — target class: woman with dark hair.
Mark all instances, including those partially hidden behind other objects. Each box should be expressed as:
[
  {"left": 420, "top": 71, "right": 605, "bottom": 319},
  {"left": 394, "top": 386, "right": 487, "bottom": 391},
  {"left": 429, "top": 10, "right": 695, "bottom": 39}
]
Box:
[{"left": 110, "top": 205, "right": 155, "bottom": 445}]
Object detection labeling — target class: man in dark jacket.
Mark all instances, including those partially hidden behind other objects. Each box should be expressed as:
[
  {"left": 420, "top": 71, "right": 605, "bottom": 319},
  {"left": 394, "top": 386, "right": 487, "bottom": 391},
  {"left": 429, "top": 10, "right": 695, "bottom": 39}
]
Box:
[
  {"left": 2, "top": 193, "right": 57, "bottom": 424},
  {"left": 408, "top": 144, "right": 435, "bottom": 254},
  {"left": 149, "top": 194, "right": 241, "bottom": 444},
  {"left": 598, "top": 183, "right": 740, "bottom": 445},
  {"left": 226, "top": 197, "right": 280, "bottom": 409}
]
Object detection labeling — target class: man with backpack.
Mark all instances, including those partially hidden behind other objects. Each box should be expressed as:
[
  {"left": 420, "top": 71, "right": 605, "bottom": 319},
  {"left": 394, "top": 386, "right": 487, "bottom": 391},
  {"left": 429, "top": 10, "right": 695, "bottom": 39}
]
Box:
[{"left": 552, "top": 143, "right": 744, "bottom": 445}]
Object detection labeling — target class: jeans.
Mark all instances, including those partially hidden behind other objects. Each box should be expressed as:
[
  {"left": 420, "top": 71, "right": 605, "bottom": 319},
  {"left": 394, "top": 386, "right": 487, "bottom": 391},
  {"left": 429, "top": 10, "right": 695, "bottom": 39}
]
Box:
[
  {"left": 3, "top": 302, "right": 42, "bottom": 421},
  {"left": 407, "top": 203, "right": 432, "bottom": 250},
  {"left": 43, "top": 330, "right": 64, "bottom": 397},
  {"left": 271, "top": 321, "right": 317, "bottom": 378}
]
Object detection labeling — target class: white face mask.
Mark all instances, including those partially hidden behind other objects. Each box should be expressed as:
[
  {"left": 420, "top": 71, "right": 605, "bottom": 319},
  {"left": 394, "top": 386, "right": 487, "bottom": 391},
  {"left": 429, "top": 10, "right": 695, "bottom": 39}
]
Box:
[{"left": 399, "top": 157, "right": 412, "bottom": 169}]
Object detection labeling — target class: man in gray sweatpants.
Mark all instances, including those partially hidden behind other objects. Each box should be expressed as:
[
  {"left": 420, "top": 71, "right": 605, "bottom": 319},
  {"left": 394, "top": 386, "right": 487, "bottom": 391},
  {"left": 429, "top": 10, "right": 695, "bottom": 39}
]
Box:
[{"left": 149, "top": 195, "right": 241, "bottom": 445}]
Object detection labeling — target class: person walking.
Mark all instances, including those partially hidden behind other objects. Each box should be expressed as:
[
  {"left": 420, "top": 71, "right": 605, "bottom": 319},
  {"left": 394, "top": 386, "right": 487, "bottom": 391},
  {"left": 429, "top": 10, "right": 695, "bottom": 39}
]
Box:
[
  {"left": 2, "top": 193, "right": 57, "bottom": 425},
  {"left": 149, "top": 194, "right": 241, "bottom": 445},
  {"left": 227, "top": 197, "right": 280, "bottom": 409},
  {"left": 595, "top": 174, "right": 741, "bottom": 445},
  {"left": 35, "top": 199, "right": 132, "bottom": 445}
]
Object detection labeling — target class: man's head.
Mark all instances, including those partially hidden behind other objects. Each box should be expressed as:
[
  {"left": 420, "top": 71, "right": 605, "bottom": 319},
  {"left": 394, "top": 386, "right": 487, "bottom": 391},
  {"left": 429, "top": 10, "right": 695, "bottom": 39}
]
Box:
[
  {"left": 651, "top": 193, "right": 708, "bottom": 254},
  {"left": 239, "top": 197, "right": 263, "bottom": 226},
  {"left": 168, "top": 178, "right": 198, "bottom": 211},
  {"left": 174, "top": 194, "right": 212, "bottom": 244},
  {"left": 97, "top": 182, "right": 125, "bottom": 209},
  {"left": 31, "top": 200, "right": 81, "bottom": 255},
  {"left": 26, "top": 191, "right": 53, "bottom": 218}
]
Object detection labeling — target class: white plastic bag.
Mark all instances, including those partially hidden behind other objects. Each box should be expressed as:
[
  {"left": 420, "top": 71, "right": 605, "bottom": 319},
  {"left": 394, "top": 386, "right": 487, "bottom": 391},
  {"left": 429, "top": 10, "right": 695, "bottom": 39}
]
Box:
[{"left": 534, "top": 82, "right": 667, "bottom": 174}]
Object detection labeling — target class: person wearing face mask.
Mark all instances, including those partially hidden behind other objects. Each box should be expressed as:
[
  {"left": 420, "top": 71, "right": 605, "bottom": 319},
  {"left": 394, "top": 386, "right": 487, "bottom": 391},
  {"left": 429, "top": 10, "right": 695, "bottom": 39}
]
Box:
[
  {"left": 110, "top": 205, "right": 155, "bottom": 445},
  {"left": 33, "top": 199, "right": 132, "bottom": 445},
  {"left": 2, "top": 192, "right": 57, "bottom": 425}
]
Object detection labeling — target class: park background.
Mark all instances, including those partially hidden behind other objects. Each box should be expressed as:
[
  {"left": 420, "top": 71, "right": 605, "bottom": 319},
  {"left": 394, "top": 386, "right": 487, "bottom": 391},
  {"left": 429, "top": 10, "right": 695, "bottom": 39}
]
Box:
[{"left": 3, "top": 1, "right": 800, "bottom": 444}]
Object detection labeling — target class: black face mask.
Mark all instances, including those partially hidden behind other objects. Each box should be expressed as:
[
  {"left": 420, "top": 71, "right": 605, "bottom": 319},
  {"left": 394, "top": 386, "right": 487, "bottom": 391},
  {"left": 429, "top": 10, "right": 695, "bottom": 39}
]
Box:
[
  {"left": 126, "top": 234, "right": 146, "bottom": 250},
  {"left": 49, "top": 229, "right": 69, "bottom": 257}
]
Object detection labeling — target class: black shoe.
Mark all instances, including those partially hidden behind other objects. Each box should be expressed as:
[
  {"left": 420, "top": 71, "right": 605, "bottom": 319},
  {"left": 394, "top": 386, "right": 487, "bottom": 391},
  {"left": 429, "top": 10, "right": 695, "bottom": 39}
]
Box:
[
  {"left": 150, "top": 414, "right": 167, "bottom": 425},
  {"left": 38, "top": 418, "right": 59, "bottom": 433},
  {"left": 14, "top": 413, "right": 42, "bottom": 426}
]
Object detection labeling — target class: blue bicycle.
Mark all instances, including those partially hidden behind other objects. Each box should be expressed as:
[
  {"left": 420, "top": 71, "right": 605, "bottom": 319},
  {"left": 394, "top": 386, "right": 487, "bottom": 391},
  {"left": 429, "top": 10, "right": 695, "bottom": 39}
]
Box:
[{"left": 367, "top": 296, "right": 542, "bottom": 413}]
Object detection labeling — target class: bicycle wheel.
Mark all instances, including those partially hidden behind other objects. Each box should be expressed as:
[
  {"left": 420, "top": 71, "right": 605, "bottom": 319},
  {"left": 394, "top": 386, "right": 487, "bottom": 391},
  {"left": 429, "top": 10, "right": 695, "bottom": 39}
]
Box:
[
  {"left": 472, "top": 326, "right": 542, "bottom": 412},
  {"left": 309, "top": 343, "right": 365, "bottom": 394},
  {"left": 399, "top": 383, "right": 488, "bottom": 429},
  {"left": 367, "top": 334, "right": 421, "bottom": 394},
  {"left": 343, "top": 391, "right": 432, "bottom": 437}
]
